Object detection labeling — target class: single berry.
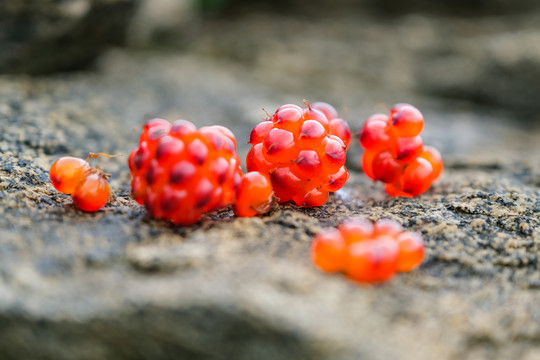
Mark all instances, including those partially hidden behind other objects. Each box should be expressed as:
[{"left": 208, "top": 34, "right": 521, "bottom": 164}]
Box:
[
  {"left": 401, "top": 157, "right": 434, "bottom": 196},
  {"left": 371, "top": 151, "right": 404, "bottom": 184},
  {"left": 50, "top": 157, "right": 90, "bottom": 195},
  {"left": 390, "top": 103, "right": 424, "bottom": 137},
  {"left": 420, "top": 146, "right": 443, "bottom": 181},
  {"left": 338, "top": 217, "right": 374, "bottom": 245},
  {"left": 346, "top": 237, "right": 398, "bottom": 284},
  {"left": 234, "top": 171, "right": 274, "bottom": 217},
  {"left": 247, "top": 101, "right": 350, "bottom": 207},
  {"left": 396, "top": 232, "right": 425, "bottom": 272},
  {"left": 359, "top": 114, "right": 393, "bottom": 150},
  {"left": 129, "top": 119, "right": 243, "bottom": 225},
  {"left": 373, "top": 218, "right": 403, "bottom": 237},
  {"left": 311, "top": 228, "right": 347, "bottom": 273},
  {"left": 72, "top": 170, "right": 111, "bottom": 212}
]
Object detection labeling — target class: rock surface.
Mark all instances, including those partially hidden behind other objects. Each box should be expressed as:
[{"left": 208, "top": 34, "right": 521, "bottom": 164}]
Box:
[{"left": 1, "top": 10, "right": 540, "bottom": 360}]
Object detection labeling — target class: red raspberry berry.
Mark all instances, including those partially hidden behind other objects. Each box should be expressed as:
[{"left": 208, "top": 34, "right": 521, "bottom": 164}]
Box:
[
  {"left": 129, "top": 119, "right": 243, "bottom": 225},
  {"left": 359, "top": 104, "right": 442, "bottom": 197},
  {"left": 311, "top": 218, "right": 424, "bottom": 284},
  {"left": 234, "top": 171, "right": 274, "bottom": 217},
  {"left": 247, "top": 101, "right": 350, "bottom": 207}
]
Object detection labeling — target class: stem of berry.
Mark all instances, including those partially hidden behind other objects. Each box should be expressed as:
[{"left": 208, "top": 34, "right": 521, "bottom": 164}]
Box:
[{"left": 86, "top": 153, "right": 124, "bottom": 162}]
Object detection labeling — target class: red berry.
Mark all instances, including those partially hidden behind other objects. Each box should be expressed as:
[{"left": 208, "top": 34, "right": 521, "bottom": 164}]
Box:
[
  {"left": 361, "top": 150, "right": 376, "bottom": 180},
  {"left": 129, "top": 119, "right": 243, "bottom": 225},
  {"left": 373, "top": 218, "right": 403, "bottom": 237},
  {"left": 402, "top": 157, "right": 434, "bottom": 196},
  {"left": 249, "top": 121, "right": 273, "bottom": 144},
  {"left": 311, "top": 101, "right": 339, "bottom": 120},
  {"left": 390, "top": 103, "right": 424, "bottom": 137},
  {"left": 248, "top": 102, "right": 350, "bottom": 207},
  {"left": 234, "top": 171, "right": 274, "bottom": 217},
  {"left": 420, "top": 146, "right": 443, "bottom": 181},
  {"left": 392, "top": 135, "right": 423, "bottom": 162},
  {"left": 371, "top": 151, "right": 404, "bottom": 183},
  {"left": 346, "top": 236, "right": 398, "bottom": 284},
  {"left": 396, "top": 232, "right": 425, "bottom": 272},
  {"left": 72, "top": 171, "right": 110, "bottom": 212},
  {"left": 339, "top": 217, "right": 374, "bottom": 245},
  {"left": 310, "top": 102, "right": 351, "bottom": 148},
  {"left": 311, "top": 228, "right": 347, "bottom": 273},
  {"left": 50, "top": 157, "right": 90, "bottom": 195},
  {"left": 359, "top": 114, "right": 393, "bottom": 150},
  {"left": 324, "top": 166, "right": 349, "bottom": 192}
]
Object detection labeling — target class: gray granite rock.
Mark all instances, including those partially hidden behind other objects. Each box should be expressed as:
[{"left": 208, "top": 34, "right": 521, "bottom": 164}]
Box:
[
  {"left": 0, "top": 0, "right": 138, "bottom": 74},
  {"left": 1, "top": 12, "right": 540, "bottom": 360}
]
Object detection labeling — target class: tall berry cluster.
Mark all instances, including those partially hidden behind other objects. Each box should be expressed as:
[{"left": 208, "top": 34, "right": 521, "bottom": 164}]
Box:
[
  {"left": 311, "top": 218, "right": 424, "bottom": 284},
  {"left": 128, "top": 119, "right": 243, "bottom": 225},
  {"left": 247, "top": 101, "right": 351, "bottom": 207},
  {"left": 360, "top": 104, "right": 443, "bottom": 197}
]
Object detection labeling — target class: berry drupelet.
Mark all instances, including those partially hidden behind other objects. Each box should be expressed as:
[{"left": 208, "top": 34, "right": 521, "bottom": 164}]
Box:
[
  {"left": 234, "top": 171, "right": 275, "bottom": 217},
  {"left": 247, "top": 101, "right": 351, "bottom": 207}
]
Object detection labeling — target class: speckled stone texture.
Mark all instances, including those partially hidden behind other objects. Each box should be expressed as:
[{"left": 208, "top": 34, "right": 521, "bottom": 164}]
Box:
[{"left": 1, "top": 12, "right": 540, "bottom": 360}]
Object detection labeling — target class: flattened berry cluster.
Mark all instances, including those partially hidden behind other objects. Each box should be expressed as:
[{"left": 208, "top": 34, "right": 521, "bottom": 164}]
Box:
[
  {"left": 128, "top": 119, "right": 243, "bottom": 225},
  {"left": 360, "top": 104, "right": 443, "bottom": 197},
  {"left": 247, "top": 102, "right": 351, "bottom": 207},
  {"left": 311, "top": 218, "right": 424, "bottom": 284}
]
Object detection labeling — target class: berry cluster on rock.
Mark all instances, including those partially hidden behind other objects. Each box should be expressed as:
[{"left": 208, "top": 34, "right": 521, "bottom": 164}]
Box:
[
  {"left": 247, "top": 101, "right": 351, "bottom": 207},
  {"left": 360, "top": 104, "right": 443, "bottom": 197},
  {"left": 128, "top": 119, "right": 243, "bottom": 225},
  {"left": 311, "top": 218, "right": 424, "bottom": 284}
]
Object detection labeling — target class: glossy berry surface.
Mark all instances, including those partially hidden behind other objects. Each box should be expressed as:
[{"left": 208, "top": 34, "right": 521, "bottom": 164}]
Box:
[
  {"left": 247, "top": 101, "right": 350, "bottom": 207},
  {"left": 50, "top": 157, "right": 90, "bottom": 195},
  {"left": 50, "top": 156, "right": 111, "bottom": 212},
  {"left": 72, "top": 171, "right": 111, "bottom": 212},
  {"left": 129, "top": 118, "right": 243, "bottom": 225},
  {"left": 311, "top": 218, "right": 424, "bottom": 284},
  {"left": 359, "top": 103, "right": 442, "bottom": 197},
  {"left": 234, "top": 171, "right": 274, "bottom": 217}
]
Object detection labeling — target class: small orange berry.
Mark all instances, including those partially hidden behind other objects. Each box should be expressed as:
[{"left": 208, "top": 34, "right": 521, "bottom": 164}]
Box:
[{"left": 49, "top": 157, "right": 90, "bottom": 195}]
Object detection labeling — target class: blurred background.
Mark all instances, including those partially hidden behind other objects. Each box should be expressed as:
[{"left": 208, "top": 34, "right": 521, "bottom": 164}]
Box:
[{"left": 1, "top": 0, "right": 539, "bottom": 164}]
